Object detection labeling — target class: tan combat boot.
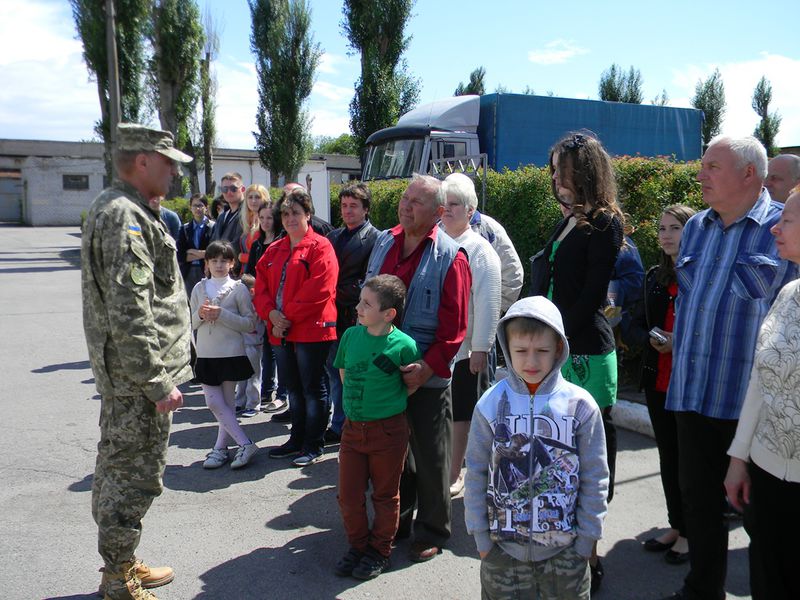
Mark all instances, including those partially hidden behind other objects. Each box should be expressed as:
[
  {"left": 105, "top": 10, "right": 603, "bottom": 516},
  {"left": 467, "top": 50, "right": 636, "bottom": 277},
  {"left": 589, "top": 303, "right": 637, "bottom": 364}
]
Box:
[{"left": 98, "top": 559, "right": 173, "bottom": 598}]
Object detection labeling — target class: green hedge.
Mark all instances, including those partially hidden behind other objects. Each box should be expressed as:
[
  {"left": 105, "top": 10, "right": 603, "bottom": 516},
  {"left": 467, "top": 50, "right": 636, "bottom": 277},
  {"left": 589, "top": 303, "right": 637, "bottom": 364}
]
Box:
[{"left": 331, "top": 157, "right": 705, "bottom": 276}]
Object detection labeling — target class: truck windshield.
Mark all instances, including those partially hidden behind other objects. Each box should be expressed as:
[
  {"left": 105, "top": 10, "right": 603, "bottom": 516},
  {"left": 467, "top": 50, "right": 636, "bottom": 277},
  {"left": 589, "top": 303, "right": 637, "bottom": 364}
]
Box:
[{"left": 363, "top": 138, "right": 425, "bottom": 180}]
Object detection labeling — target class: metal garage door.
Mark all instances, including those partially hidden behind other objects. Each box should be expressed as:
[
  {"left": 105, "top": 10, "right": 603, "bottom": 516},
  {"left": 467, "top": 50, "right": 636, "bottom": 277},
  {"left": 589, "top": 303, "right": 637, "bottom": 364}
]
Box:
[{"left": 0, "top": 171, "right": 22, "bottom": 222}]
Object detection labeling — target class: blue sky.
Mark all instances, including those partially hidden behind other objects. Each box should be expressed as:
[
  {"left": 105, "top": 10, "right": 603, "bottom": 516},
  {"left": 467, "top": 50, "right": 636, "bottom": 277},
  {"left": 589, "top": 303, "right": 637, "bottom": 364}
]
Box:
[{"left": 1, "top": 0, "right": 798, "bottom": 150}]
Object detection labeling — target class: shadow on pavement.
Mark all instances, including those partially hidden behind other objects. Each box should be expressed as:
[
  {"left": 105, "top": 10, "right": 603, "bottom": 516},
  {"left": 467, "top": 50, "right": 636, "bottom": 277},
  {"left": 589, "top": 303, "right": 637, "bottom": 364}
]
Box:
[{"left": 32, "top": 360, "right": 91, "bottom": 374}]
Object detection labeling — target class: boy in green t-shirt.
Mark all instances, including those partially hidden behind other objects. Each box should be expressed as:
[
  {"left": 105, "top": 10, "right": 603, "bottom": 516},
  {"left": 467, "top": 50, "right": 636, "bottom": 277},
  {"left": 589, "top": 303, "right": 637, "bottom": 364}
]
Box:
[{"left": 333, "top": 274, "right": 420, "bottom": 580}]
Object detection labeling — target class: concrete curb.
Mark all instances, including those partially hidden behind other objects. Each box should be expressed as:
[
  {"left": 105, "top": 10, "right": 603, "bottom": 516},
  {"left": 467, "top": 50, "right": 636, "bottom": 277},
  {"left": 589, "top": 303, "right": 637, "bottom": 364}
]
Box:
[{"left": 611, "top": 399, "right": 654, "bottom": 438}]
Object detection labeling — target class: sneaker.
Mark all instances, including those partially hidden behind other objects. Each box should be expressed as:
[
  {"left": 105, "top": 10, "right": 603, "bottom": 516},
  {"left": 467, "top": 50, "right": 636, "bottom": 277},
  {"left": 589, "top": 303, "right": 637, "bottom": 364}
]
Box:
[
  {"left": 334, "top": 547, "right": 365, "bottom": 577},
  {"left": 202, "top": 448, "right": 229, "bottom": 469},
  {"left": 292, "top": 452, "right": 322, "bottom": 467},
  {"left": 323, "top": 429, "right": 341, "bottom": 445},
  {"left": 449, "top": 474, "right": 464, "bottom": 497},
  {"left": 230, "top": 443, "right": 258, "bottom": 469},
  {"left": 271, "top": 409, "right": 292, "bottom": 423},
  {"left": 98, "top": 559, "right": 174, "bottom": 596},
  {"left": 263, "top": 398, "right": 288, "bottom": 413},
  {"left": 268, "top": 442, "right": 302, "bottom": 459},
  {"left": 235, "top": 405, "right": 246, "bottom": 415},
  {"left": 241, "top": 408, "right": 259, "bottom": 418},
  {"left": 352, "top": 549, "right": 390, "bottom": 580}
]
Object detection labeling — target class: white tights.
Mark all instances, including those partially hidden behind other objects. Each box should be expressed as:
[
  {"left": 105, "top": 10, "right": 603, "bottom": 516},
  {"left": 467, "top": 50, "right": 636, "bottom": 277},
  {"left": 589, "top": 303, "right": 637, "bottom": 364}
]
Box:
[{"left": 202, "top": 381, "right": 251, "bottom": 449}]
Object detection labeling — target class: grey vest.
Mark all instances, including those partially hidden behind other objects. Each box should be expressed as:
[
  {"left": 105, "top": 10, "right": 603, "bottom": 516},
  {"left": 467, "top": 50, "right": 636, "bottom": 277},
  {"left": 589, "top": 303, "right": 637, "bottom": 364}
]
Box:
[{"left": 365, "top": 229, "right": 460, "bottom": 388}]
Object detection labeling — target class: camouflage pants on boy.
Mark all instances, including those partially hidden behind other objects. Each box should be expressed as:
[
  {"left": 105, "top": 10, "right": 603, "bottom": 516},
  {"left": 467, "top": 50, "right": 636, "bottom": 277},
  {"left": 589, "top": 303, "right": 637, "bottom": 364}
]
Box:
[{"left": 480, "top": 544, "right": 590, "bottom": 600}]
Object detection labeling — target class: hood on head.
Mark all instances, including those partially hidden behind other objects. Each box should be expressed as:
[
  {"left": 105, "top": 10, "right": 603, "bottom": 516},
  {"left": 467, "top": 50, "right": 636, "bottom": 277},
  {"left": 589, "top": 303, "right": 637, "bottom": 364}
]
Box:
[{"left": 496, "top": 296, "right": 570, "bottom": 395}]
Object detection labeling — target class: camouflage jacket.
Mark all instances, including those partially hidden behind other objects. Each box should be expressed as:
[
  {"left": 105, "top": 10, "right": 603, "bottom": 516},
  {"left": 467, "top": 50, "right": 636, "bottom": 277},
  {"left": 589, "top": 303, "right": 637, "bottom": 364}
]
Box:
[{"left": 81, "top": 180, "right": 192, "bottom": 402}]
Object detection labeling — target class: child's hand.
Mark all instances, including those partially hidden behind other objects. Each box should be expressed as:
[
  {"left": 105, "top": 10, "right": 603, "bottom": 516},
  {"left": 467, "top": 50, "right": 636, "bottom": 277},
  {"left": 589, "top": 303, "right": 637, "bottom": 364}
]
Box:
[{"left": 204, "top": 304, "right": 221, "bottom": 322}]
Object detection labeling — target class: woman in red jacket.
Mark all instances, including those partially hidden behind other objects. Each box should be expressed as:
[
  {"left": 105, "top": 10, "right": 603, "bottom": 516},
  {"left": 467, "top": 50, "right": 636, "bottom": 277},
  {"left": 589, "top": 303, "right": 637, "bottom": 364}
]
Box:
[{"left": 254, "top": 187, "right": 339, "bottom": 467}]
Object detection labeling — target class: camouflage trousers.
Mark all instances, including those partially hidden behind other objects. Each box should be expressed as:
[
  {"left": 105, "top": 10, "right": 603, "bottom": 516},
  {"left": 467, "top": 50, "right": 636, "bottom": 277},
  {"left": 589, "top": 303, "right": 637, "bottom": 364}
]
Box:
[
  {"left": 92, "top": 394, "right": 172, "bottom": 569},
  {"left": 480, "top": 544, "right": 590, "bottom": 600}
]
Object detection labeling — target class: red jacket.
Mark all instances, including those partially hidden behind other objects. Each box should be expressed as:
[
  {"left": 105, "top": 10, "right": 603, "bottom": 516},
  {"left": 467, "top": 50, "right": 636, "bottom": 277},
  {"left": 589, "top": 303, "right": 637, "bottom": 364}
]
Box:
[{"left": 254, "top": 227, "right": 339, "bottom": 345}]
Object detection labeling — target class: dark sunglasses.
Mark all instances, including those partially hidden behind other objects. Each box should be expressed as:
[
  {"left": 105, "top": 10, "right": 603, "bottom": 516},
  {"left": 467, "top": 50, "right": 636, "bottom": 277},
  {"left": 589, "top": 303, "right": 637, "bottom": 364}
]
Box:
[
  {"left": 221, "top": 185, "right": 241, "bottom": 193},
  {"left": 565, "top": 133, "right": 587, "bottom": 150}
]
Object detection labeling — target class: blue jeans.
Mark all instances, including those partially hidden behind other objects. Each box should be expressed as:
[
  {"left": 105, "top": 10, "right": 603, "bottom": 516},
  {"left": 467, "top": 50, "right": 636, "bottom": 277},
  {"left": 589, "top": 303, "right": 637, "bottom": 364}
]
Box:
[
  {"left": 324, "top": 340, "right": 344, "bottom": 434},
  {"left": 260, "top": 331, "right": 287, "bottom": 401},
  {"left": 273, "top": 340, "right": 331, "bottom": 456}
]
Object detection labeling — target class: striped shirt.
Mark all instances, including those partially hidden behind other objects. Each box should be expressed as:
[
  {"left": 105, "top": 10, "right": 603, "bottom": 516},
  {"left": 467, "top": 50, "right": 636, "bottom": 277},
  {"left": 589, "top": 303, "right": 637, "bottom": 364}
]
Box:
[{"left": 666, "top": 189, "right": 798, "bottom": 419}]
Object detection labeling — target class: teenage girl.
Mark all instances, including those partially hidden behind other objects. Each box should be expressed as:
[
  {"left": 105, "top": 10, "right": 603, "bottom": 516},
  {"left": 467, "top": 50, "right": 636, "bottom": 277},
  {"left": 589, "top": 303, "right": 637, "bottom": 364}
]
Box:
[{"left": 191, "top": 240, "right": 259, "bottom": 469}]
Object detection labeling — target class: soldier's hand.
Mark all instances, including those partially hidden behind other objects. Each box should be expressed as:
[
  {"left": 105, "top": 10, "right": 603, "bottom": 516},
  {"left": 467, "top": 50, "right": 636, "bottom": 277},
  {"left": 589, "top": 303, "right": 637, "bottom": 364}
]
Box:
[{"left": 156, "top": 386, "right": 184, "bottom": 413}]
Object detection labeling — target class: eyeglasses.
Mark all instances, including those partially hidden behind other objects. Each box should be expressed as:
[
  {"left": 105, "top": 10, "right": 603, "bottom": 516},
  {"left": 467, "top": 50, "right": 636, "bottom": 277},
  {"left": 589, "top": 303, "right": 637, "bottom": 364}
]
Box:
[
  {"left": 190, "top": 204, "right": 206, "bottom": 210},
  {"left": 221, "top": 185, "right": 241, "bottom": 193}
]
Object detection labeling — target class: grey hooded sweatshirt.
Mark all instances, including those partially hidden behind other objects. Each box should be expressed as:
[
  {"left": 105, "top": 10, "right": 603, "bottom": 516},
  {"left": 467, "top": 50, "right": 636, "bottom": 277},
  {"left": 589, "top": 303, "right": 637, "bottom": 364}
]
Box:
[{"left": 464, "top": 296, "right": 609, "bottom": 561}]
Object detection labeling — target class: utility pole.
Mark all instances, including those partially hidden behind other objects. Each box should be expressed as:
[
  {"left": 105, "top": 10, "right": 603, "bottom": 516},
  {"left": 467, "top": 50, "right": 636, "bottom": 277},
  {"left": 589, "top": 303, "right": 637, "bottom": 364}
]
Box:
[{"left": 106, "top": 0, "right": 121, "bottom": 179}]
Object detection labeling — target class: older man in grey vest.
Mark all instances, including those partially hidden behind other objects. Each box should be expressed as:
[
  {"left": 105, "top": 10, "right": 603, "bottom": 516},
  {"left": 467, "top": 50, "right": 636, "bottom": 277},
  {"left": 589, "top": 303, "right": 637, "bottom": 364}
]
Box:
[{"left": 364, "top": 174, "right": 471, "bottom": 562}]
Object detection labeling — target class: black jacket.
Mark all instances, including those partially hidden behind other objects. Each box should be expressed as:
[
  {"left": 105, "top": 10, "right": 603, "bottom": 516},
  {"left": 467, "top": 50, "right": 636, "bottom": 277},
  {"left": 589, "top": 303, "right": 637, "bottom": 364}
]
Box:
[
  {"left": 245, "top": 231, "right": 275, "bottom": 277},
  {"left": 625, "top": 266, "right": 674, "bottom": 391},
  {"left": 210, "top": 207, "right": 242, "bottom": 245},
  {"left": 326, "top": 220, "right": 379, "bottom": 336},
  {"left": 176, "top": 218, "right": 214, "bottom": 279},
  {"left": 529, "top": 210, "right": 623, "bottom": 355}
]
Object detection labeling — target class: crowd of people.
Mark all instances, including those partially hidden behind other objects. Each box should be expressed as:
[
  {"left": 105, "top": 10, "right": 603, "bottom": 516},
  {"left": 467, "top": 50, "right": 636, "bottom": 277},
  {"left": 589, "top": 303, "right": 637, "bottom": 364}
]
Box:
[{"left": 81, "top": 122, "right": 800, "bottom": 600}]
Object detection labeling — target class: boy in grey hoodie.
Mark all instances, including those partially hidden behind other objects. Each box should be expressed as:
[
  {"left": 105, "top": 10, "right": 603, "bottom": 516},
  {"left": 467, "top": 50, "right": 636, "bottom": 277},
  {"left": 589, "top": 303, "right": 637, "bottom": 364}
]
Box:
[{"left": 464, "top": 296, "right": 609, "bottom": 599}]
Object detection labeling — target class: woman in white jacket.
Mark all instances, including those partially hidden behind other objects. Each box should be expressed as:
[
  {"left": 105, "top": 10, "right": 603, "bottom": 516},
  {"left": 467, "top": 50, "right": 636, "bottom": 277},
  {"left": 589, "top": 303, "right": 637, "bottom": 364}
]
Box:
[
  {"left": 724, "top": 186, "right": 800, "bottom": 600},
  {"left": 441, "top": 173, "right": 502, "bottom": 496}
]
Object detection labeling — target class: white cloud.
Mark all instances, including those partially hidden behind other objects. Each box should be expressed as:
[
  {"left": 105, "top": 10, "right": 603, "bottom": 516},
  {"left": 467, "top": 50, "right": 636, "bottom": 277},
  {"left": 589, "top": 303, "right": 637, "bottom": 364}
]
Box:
[
  {"left": 317, "top": 52, "right": 354, "bottom": 75},
  {"left": 528, "top": 40, "right": 589, "bottom": 66},
  {"left": 312, "top": 81, "right": 352, "bottom": 104},
  {"left": 671, "top": 53, "right": 800, "bottom": 147}
]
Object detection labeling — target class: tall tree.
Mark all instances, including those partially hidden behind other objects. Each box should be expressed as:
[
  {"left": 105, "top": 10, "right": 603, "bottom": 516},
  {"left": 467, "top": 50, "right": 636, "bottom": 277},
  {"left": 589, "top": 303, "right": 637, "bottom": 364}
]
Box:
[
  {"left": 598, "top": 64, "right": 643, "bottom": 103},
  {"left": 149, "top": 0, "right": 205, "bottom": 196},
  {"left": 200, "top": 8, "right": 220, "bottom": 196},
  {"left": 70, "top": 0, "right": 149, "bottom": 178},
  {"left": 314, "top": 133, "right": 358, "bottom": 155},
  {"left": 691, "top": 68, "right": 726, "bottom": 148},
  {"left": 752, "top": 76, "right": 781, "bottom": 157},
  {"left": 250, "top": 0, "right": 321, "bottom": 183},
  {"left": 342, "top": 0, "right": 420, "bottom": 153},
  {"left": 454, "top": 66, "right": 486, "bottom": 96},
  {"left": 651, "top": 89, "right": 669, "bottom": 106}
]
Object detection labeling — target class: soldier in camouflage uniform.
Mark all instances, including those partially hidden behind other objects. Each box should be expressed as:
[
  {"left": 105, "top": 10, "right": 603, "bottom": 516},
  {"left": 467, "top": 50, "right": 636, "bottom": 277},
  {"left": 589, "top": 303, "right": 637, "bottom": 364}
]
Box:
[{"left": 81, "top": 124, "right": 193, "bottom": 600}]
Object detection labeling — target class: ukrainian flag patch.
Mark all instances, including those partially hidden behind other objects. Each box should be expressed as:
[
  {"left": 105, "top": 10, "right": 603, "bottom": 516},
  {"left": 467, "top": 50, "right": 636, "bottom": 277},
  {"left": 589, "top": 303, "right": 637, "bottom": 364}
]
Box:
[{"left": 128, "top": 225, "right": 142, "bottom": 236}]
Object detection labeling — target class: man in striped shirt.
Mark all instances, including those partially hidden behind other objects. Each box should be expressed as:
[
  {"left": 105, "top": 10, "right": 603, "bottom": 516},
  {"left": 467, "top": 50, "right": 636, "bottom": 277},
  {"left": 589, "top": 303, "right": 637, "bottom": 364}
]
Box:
[{"left": 662, "top": 136, "right": 798, "bottom": 600}]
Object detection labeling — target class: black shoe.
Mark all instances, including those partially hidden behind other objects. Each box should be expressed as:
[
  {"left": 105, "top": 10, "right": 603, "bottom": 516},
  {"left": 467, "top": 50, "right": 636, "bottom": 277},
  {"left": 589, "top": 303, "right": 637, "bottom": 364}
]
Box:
[
  {"left": 334, "top": 547, "right": 364, "bottom": 577},
  {"left": 271, "top": 410, "right": 292, "bottom": 423},
  {"left": 665, "top": 549, "right": 690, "bottom": 565},
  {"left": 643, "top": 537, "right": 674, "bottom": 552},
  {"left": 323, "top": 429, "right": 341, "bottom": 445},
  {"left": 590, "top": 558, "right": 604, "bottom": 594},
  {"left": 268, "top": 442, "right": 301, "bottom": 459},
  {"left": 352, "top": 549, "right": 390, "bottom": 580}
]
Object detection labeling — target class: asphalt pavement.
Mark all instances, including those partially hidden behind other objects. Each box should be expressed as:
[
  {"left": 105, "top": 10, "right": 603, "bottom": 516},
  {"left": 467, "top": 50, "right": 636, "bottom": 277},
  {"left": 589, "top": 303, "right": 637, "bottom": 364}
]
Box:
[{"left": 0, "top": 225, "right": 751, "bottom": 600}]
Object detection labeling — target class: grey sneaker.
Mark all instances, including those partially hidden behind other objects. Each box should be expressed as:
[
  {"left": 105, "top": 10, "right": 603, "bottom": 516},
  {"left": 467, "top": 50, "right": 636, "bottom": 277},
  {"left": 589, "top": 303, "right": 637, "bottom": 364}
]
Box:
[
  {"left": 292, "top": 452, "right": 322, "bottom": 467},
  {"left": 202, "top": 448, "right": 229, "bottom": 469},
  {"left": 231, "top": 443, "right": 259, "bottom": 469}
]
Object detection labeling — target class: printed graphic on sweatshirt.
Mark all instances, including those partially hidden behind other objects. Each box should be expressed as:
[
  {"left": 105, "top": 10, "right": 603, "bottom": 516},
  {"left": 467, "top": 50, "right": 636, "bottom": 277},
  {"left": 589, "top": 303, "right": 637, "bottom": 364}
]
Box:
[{"left": 486, "top": 389, "right": 580, "bottom": 547}]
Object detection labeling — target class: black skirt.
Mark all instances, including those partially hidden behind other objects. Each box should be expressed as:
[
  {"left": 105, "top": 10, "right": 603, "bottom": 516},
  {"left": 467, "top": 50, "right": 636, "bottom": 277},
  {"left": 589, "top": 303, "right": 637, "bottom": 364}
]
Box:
[
  {"left": 451, "top": 358, "right": 491, "bottom": 422},
  {"left": 195, "top": 356, "right": 253, "bottom": 386}
]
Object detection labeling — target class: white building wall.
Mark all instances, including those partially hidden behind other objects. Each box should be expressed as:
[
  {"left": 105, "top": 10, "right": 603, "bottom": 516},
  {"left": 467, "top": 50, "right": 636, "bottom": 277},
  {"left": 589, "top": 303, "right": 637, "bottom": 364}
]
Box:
[{"left": 23, "top": 156, "right": 105, "bottom": 226}]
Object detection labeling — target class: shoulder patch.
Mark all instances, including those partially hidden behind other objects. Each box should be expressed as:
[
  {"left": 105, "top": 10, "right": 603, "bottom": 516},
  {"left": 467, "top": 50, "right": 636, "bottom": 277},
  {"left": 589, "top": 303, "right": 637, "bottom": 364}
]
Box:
[
  {"left": 128, "top": 225, "right": 142, "bottom": 237},
  {"left": 131, "top": 264, "right": 150, "bottom": 285}
]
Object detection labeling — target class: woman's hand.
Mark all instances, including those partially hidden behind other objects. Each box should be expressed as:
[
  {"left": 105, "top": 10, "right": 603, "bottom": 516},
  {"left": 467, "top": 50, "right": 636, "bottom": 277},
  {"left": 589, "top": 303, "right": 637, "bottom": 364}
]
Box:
[
  {"left": 203, "top": 303, "right": 221, "bottom": 322},
  {"left": 724, "top": 457, "right": 751, "bottom": 512},
  {"left": 269, "top": 309, "right": 291, "bottom": 330},
  {"left": 649, "top": 329, "right": 673, "bottom": 354}
]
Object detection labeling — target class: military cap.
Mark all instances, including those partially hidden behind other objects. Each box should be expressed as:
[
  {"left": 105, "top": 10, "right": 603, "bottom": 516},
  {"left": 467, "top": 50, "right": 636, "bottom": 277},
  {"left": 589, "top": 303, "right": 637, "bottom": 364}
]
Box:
[{"left": 117, "top": 123, "right": 192, "bottom": 163}]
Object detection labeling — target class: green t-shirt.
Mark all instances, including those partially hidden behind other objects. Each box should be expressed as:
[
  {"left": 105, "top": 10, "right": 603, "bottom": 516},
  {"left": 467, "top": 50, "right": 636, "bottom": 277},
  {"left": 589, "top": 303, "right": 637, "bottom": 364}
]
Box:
[{"left": 334, "top": 325, "right": 421, "bottom": 422}]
